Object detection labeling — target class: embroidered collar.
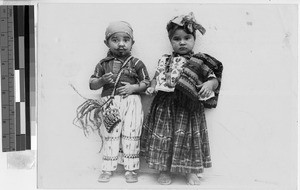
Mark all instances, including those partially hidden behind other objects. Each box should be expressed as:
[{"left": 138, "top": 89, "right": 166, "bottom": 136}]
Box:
[{"left": 172, "top": 51, "right": 194, "bottom": 59}]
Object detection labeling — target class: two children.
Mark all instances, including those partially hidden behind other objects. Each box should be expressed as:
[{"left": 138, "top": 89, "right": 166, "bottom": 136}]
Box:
[{"left": 87, "top": 13, "right": 222, "bottom": 185}]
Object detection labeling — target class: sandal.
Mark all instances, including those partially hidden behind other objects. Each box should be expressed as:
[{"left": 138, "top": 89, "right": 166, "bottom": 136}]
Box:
[
  {"left": 125, "top": 171, "right": 138, "bottom": 183},
  {"left": 98, "top": 171, "right": 112, "bottom": 183},
  {"left": 158, "top": 172, "right": 172, "bottom": 185}
]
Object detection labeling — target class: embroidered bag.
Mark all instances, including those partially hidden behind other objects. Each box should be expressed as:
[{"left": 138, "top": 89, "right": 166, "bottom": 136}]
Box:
[{"left": 102, "top": 100, "right": 121, "bottom": 133}]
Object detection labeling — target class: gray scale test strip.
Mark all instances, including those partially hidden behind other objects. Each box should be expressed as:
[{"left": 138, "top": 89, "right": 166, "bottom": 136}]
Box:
[{"left": 1, "top": 5, "right": 33, "bottom": 152}]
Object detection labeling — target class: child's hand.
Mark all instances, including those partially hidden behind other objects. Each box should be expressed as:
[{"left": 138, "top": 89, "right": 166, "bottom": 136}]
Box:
[
  {"left": 117, "top": 82, "right": 136, "bottom": 98},
  {"left": 197, "top": 82, "right": 214, "bottom": 98},
  {"left": 101, "top": 72, "right": 114, "bottom": 84},
  {"left": 146, "top": 87, "right": 156, "bottom": 95}
]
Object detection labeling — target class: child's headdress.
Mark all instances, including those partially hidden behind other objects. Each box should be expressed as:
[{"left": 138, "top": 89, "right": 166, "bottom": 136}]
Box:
[
  {"left": 167, "top": 12, "right": 206, "bottom": 38},
  {"left": 105, "top": 21, "right": 133, "bottom": 40}
]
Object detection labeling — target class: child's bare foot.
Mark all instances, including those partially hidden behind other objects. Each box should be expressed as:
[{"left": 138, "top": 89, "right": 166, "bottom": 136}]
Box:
[
  {"left": 196, "top": 173, "right": 204, "bottom": 178},
  {"left": 186, "top": 173, "right": 201, "bottom": 185},
  {"left": 158, "top": 171, "right": 172, "bottom": 185}
]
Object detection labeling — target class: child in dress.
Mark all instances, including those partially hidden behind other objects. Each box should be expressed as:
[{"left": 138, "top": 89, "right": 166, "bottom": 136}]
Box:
[
  {"left": 141, "top": 12, "right": 223, "bottom": 185},
  {"left": 89, "top": 21, "right": 150, "bottom": 183}
]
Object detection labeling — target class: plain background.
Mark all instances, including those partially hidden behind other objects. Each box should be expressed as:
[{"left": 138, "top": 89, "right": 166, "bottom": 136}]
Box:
[
  {"left": 0, "top": 1, "right": 298, "bottom": 190},
  {"left": 36, "top": 3, "right": 298, "bottom": 189}
]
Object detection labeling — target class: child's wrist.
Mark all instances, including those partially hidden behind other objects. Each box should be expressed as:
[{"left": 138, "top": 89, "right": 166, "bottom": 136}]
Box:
[
  {"left": 150, "top": 79, "right": 157, "bottom": 88},
  {"left": 131, "top": 84, "right": 140, "bottom": 93},
  {"left": 207, "top": 78, "right": 219, "bottom": 90}
]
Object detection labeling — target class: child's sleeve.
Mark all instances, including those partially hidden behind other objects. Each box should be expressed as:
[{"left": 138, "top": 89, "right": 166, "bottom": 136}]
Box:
[
  {"left": 133, "top": 59, "right": 150, "bottom": 87},
  {"left": 153, "top": 55, "right": 170, "bottom": 80},
  {"left": 89, "top": 62, "right": 105, "bottom": 90},
  {"left": 199, "top": 54, "right": 223, "bottom": 98},
  {"left": 150, "top": 67, "right": 160, "bottom": 88},
  {"left": 90, "top": 62, "right": 105, "bottom": 79},
  {"left": 146, "top": 57, "right": 164, "bottom": 88},
  {"left": 194, "top": 53, "right": 223, "bottom": 108},
  {"left": 201, "top": 64, "right": 217, "bottom": 82}
]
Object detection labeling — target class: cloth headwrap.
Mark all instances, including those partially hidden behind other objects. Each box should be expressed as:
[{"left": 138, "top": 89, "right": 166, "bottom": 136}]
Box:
[
  {"left": 105, "top": 21, "right": 133, "bottom": 40},
  {"left": 167, "top": 12, "right": 206, "bottom": 37}
]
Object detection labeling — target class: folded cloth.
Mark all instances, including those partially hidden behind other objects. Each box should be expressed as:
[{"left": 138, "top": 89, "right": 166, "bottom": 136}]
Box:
[{"left": 175, "top": 53, "right": 223, "bottom": 108}]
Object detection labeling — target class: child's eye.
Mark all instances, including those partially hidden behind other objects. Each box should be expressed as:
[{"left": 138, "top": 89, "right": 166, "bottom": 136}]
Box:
[
  {"left": 124, "top": 38, "right": 130, "bottom": 43},
  {"left": 172, "top": 37, "right": 180, "bottom": 41},
  {"left": 111, "top": 39, "right": 118, "bottom": 43},
  {"left": 185, "top": 36, "right": 192, "bottom": 40}
]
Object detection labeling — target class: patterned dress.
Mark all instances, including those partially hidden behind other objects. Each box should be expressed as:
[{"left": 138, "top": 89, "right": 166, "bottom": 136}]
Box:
[{"left": 140, "top": 52, "right": 223, "bottom": 174}]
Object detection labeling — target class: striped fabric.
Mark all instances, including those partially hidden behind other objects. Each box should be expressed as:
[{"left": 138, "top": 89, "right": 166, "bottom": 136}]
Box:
[
  {"left": 90, "top": 52, "right": 150, "bottom": 97},
  {"left": 193, "top": 53, "right": 223, "bottom": 108},
  {"left": 141, "top": 91, "right": 211, "bottom": 174},
  {"left": 175, "top": 56, "right": 216, "bottom": 102},
  {"left": 101, "top": 95, "right": 143, "bottom": 171}
]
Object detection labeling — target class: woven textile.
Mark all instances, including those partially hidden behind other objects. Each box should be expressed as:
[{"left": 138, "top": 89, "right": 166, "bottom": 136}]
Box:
[
  {"left": 194, "top": 53, "right": 223, "bottom": 108},
  {"left": 140, "top": 52, "right": 223, "bottom": 174},
  {"left": 140, "top": 91, "right": 211, "bottom": 174},
  {"left": 175, "top": 57, "right": 205, "bottom": 102},
  {"left": 101, "top": 95, "right": 143, "bottom": 171},
  {"left": 153, "top": 53, "right": 223, "bottom": 108}
]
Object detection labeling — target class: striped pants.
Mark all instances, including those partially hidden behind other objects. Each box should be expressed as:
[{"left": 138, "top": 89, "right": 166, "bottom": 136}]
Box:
[{"left": 100, "top": 95, "right": 143, "bottom": 171}]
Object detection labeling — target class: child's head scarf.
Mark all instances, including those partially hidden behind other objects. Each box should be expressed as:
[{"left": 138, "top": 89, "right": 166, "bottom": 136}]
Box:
[
  {"left": 167, "top": 12, "right": 206, "bottom": 39},
  {"left": 105, "top": 21, "right": 133, "bottom": 40}
]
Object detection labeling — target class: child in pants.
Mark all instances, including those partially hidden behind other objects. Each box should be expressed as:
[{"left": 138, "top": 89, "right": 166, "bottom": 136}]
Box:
[{"left": 90, "top": 21, "right": 150, "bottom": 183}]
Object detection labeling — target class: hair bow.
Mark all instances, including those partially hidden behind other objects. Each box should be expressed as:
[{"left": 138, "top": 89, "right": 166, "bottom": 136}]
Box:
[{"left": 170, "top": 12, "right": 206, "bottom": 35}]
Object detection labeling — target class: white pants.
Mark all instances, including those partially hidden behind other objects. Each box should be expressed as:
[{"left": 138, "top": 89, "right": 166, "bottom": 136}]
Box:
[{"left": 100, "top": 95, "right": 143, "bottom": 171}]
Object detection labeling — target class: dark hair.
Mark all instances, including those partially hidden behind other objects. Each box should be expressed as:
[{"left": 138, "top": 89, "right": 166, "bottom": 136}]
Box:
[{"left": 166, "top": 22, "right": 196, "bottom": 39}]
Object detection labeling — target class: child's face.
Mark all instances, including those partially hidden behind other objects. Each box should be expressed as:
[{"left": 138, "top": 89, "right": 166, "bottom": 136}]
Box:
[
  {"left": 170, "top": 29, "right": 195, "bottom": 55},
  {"left": 105, "top": 32, "right": 134, "bottom": 58}
]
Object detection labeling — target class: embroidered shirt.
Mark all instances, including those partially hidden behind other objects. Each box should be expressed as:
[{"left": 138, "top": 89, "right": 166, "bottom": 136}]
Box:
[
  {"left": 153, "top": 53, "right": 217, "bottom": 94},
  {"left": 154, "top": 55, "right": 186, "bottom": 92}
]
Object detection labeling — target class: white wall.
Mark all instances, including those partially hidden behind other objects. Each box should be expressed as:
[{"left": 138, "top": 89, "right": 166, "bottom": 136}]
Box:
[{"left": 37, "top": 3, "right": 298, "bottom": 189}]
